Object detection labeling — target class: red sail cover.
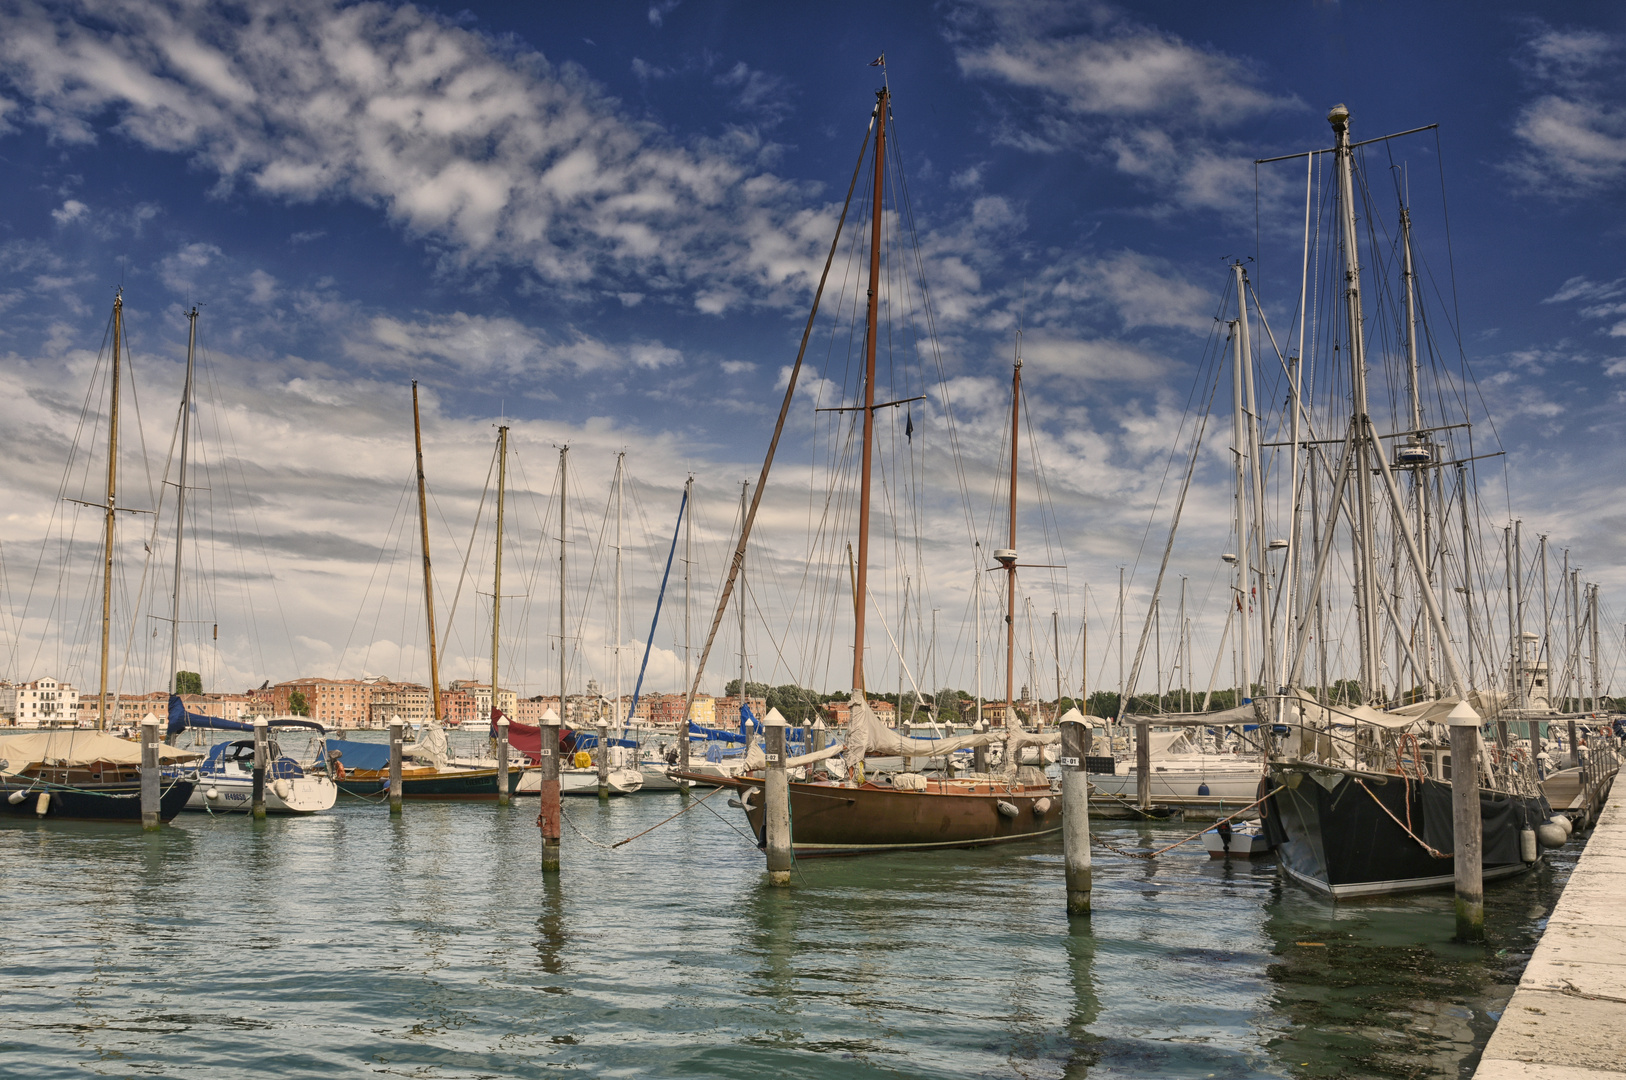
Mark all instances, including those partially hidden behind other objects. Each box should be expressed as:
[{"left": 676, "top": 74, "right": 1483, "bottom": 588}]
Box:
[{"left": 490, "top": 711, "right": 576, "bottom": 764}]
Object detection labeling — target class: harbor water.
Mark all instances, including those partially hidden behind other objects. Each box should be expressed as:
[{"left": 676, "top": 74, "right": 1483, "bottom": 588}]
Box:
[{"left": 0, "top": 793, "right": 1577, "bottom": 1079}]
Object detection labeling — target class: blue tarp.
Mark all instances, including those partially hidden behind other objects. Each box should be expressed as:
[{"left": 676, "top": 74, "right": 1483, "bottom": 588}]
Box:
[
  {"left": 323, "top": 738, "right": 392, "bottom": 772},
  {"left": 571, "top": 734, "right": 640, "bottom": 750},
  {"left": 689, "top": 721, "right": 747, "bottom": 744}
]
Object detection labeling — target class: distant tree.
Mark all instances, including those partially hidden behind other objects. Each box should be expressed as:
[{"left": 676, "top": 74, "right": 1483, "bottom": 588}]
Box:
[
  {"left": 288, "top": 690, "right": 310, "bottom": 717},
  {"left": 1087, "top": 690, "right": 1120, "bottom": 718},
  {"left": 173, "top": 670, "right": 202, "bottom": 695},
  {"left": 724, "top": 679, "right": 769, "bottom": 699}
]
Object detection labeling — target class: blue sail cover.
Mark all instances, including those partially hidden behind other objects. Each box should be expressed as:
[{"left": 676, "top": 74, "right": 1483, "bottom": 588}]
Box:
[
  {"left": 167, "top": 695, "right": 325, "bottom": 737},
  {"left": 572, "top": 734, "right": 640, "bottom": 750},
  {"left": 688, "top": 721, "right": 747, "bottom": 744},
  {"left": 322, "top": 738, "right": 392, "bottom": 772}
]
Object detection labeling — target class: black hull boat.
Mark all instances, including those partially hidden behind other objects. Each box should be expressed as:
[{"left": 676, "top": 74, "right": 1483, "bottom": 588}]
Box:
[
  {"left": 0, "top": 776, "right": 196, "bottom": 824},
  {"left": 1262, "top": 761, "right": 1551, "bottom": 898}
]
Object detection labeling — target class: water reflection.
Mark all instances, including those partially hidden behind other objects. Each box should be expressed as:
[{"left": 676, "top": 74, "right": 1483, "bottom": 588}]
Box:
[{"left": 1062, "top": 923, "right": 1102, "bottom": 1076}]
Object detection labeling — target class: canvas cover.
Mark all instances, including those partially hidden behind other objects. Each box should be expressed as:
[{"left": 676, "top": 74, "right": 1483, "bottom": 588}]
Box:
[{"left": 0, "top": 730, "right": 201, "bottom": 771}]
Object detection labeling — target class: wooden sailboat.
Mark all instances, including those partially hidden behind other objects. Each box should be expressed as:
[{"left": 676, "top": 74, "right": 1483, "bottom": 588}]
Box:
[
  {"left": 676, "top": 84, "right": 1059, "bottom": 855},
  {"left": 332, "top": 384, "right": 527, "bottom": 800},
  {"left": 1, "top": 292, "right": 199, "bottom": 821}
]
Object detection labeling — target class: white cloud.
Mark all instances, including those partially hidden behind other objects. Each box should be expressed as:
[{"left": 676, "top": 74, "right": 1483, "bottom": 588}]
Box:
[
  {"left": 0, "top": 0, "right": 824, "bottom": 311},
  {"left": 50, "top": 198, "right": 88, "bottom": 224},
  {"left": 1020, "top": 334, "right": 1166, "bottom": 382},
  {"left": 946, "top": 1, "right": 1296, "bottom": 216},
  {"left": 345, "top": 310, "right": 684, "bottom": 378},
  {"left": 1506, "top": 25, "right": 1626, "bottom": 195},
  {"left": 1047, "top": 250, "right": 1215, "bottom": 333}
]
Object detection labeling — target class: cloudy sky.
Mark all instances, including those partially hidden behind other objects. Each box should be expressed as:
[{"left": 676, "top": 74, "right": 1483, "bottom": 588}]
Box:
[{"left": 1, "top": 0, "right": 1623, "bottom": 707}]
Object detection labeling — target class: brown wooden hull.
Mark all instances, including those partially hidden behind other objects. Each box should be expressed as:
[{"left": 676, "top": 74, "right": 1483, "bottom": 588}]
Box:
[{"left": 678, "top": 773, "right": 1061, "bottom": 856}]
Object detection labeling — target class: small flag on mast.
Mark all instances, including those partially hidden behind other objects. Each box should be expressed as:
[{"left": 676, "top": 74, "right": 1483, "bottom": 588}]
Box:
[
  {"left": 869, "top": 54, "right": 885, "bottom": 67},
  {"left": 905, "top": 408, "right": 914, "bottom": 442}
]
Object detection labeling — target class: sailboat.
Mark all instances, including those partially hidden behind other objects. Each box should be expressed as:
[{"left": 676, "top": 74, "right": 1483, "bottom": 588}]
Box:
[
  {"left": 677, "top": 81, "right": 1059, "bottom": 854},
  {"left": 0, "top": 291, "right": 199, "bottom": 822},
  {"left": 153, "top": 308, "right": 337, "bottom": 814},
  {"left": 1253, "top": 105, "right": 1553, "bottom": 897},
  {"left": 330, "top": 384, "right": 528, "bottom": 800},
  {"left": 510, "top": 446, "right": 642, "bottom": 797}
]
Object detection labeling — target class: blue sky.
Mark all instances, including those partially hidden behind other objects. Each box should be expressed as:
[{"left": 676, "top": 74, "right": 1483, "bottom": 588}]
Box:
[{"left": 1, "top": 0, "right": 1624, "bottom": 705}]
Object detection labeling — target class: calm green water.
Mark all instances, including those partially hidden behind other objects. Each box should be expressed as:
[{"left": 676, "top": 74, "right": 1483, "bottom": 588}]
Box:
[{"left": 0, "top": 794, "right": 1576, "bottom": 1079}]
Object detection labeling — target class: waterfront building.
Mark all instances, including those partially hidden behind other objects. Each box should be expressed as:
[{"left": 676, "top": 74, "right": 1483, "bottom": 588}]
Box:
[{"left": 1, "top": 677, "right": 79, "bottom": 727}]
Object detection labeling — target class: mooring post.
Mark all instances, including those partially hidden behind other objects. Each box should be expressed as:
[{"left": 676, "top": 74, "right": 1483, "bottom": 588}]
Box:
[
  {"left": 1135, "top": 719, "right": 1151, "bottom": 810},
  {"left": 1495, "top": 718, "right": 1509, "bottom": 753},
  {"left": 1448, "top": 700, "right": 1485, "bottom": 942},
  {"left": 596, "top": 720, "right": 611, "bottom": 799},
  {"left": 1530, "top": 719, "right": 1543, "bottom": 778},
  {"left": 973, "top": 719, "right": 989, "bottom": 774},
  {"left": 540, "top": 709, "right": 562, "bottom": 872},
  {"left": 811, "top": 718, "right": 826, "bottom": 755},
  {"left": 1568, "top": 719, "right": 1580, "bottom": 769},
  {"left": 1059, "top": 709, "right": 1091, "bottom": 916},
  {"left": 496, "top": 715, "right": 510, "bottom": 807},
  {"left": 763, "top": 707, "right": 793, "bottom": 887},
  {"left": 251, "top": 716, "right": 269, "bottom": 820},
  {"left": 388, "top": 718, "right": 404, "bottom": 817},
  {"left": 140, "top": 716, "right": 162, "bottom": 831}
]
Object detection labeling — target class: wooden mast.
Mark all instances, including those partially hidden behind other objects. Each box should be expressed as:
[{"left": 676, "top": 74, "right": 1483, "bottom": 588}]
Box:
[
  {"left": 96, "top": 292, "right": 124, "bottom": 731},
  {"left": 491, "top": 425, "right": 508, "bottom": 724},
  {"left": 168, "top": 307, "right": 197, "bottom": 697},
  {"left": 412, "top": 381, "right": 443, "bottom": 725},
  {"left": 1002, "top": 353, "right": 1021, "bottom": 727},
  {"left": 851, "top": 84, "right": 888, "bottom": 696}
]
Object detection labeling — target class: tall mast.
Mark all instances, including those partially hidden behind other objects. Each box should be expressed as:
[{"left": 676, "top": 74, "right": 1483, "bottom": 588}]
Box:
[
  {"left": 1459, "top": 465, "right": 1475, "bottom": 690},
  {"left": 614, "top": 452, "right": 624, "bottom": 728},
  {"left": 974, "top": 547, "right": 983, "bottom": 728},
  {"left": 1229, "top": 320, "right": 1253, "bottom": 703},
  {"left": 168, "top": 306, "right": 198, "bottom": 695},
  {"left": 683, "top": 474, "right": 693, "bottom": 711},
  {"left": 1540, "top": 534, "right": 1550, "bottom": 705},
  {"left": 1515, "top": 520, "right": 1525, "bottom": 710},
  {"left": 1052, "top": 609, "right": 1061, "bottom": 723},
  {"left": 412, "top": 381, "right": 442, "bottom": 725},
  {"left": 1400, "top": 204, "right": 1434, "bottom": 696},
  {"left": 558, "top": 446, "right": 568, "bottom": 720},
  {"left": 97, "top": 291, "right": 124, "bottom": 732},
  {"left": 490, "top": 425, "right": 508, "bottom": 724},
  {"left": 1329, "top": 105, "right": 1382, "bottom": 703},
  {"left": 1234, "top": 263, "right": 1274, "bottom": 692},
  {"left": 851, "top": 84, "right": 888, "bottom": 696},
  {"left": 1589, "top": 582, "right": 1601, "bottom": 712},
  {"left": 1004, "top": 353, "right": 1022, "bottom": 727},
  {"left": 738, "top": 480, "right": 749, "bottom": 718}
]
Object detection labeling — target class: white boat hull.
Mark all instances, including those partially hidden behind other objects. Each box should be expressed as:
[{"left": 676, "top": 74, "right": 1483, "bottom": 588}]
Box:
[
  {"left": 515, "top": 767, "right": 643, "bottom": 796},
  {"left": 1090, "top": 760, "right": 1263, "bottom": 801},
  {"left": 184, "top": 774, "right": 338, "bottom": 815},
  {"left": 1202, "top": 821, "right": 1273, "bottom": 858}
]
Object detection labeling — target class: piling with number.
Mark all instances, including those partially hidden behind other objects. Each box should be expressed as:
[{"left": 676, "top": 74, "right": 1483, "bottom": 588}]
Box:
[
  {"left": 140, "top": 716, "right": 161, "bottom": 831},
  {"left": 763, "top": 707, "right": 793, "bottom": 887},
  {"left": 1059, "top": 709, "right": 1091, "bottom": 916},
  {"left": 540, "top": 709, "right": 562, "bottom": 871},
  {"left": 1135, "top": 719, "right": 1151, "bottom": 810},
  {"left": 388, "top": 718, "right": 404, "bottom": 817},
  {"left": 596, "top": 721, "right": 611, "bottom": 799},
  {"left": 251, "top": 716, "right": 269, "bottom": 820},
  {"left": 1448, "top": 700, "right": 1484, "bottom": 942},
  {"left": 496, "top": 716, "right": 510, "bottom": 807}
]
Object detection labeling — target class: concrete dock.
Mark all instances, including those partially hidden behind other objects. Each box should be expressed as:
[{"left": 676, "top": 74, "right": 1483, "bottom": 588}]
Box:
[{"left": 1474, "top": 792, "right": 1626, "bottom": 1079}]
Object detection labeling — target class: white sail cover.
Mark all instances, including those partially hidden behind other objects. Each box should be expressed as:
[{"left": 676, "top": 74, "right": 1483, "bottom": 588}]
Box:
[
  {"left": 0, "top": 730, "right": 201, "bottom": 771},
  {"left": 408, "top": 722, "right": 449, "bottom": 770}
]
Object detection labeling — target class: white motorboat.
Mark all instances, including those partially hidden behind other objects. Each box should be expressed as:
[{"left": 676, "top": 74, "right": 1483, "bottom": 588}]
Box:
[
  {"left": 183, "top": 738, "right": 338, "bottom": 815},
  {"left": 515, "top": 765, "right": 643, "bottom": 796},
  {"left": 1202, "top": 820, "right": 1273, "bottom": 858}
]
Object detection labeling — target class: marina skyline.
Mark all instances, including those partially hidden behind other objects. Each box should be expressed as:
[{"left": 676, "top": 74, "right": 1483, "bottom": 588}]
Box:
[{"left": 1, "top": 1, "right": 1623, "bottom": 708}]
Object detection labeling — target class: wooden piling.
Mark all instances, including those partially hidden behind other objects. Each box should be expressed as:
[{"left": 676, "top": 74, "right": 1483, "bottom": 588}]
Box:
[
  {"left": 811, "top": 718, "right": 826, "bottom": 754},
  {"left": 596, "top": 720, "right": 611, "bottom": 799},
  {"left": 252, "top": 717, "right": 269, "bottom": 820},
  {"left": 973, "top": 719, "right": 988, "bottom": 774},
  {"left": 1530, "top": 718, "right": 1542, "bottom": 778},
  {"left": 540, "top": 710, "right": 562, "bottom": 872},
  {"left": 139, "top": 716, "right": 161, "bottom": 831},
  {"left": 1060, "top": 710, "right": 1091, "bottom": 916},
  {"left": 1135, "top": 719, "right": 1151, "bottom": 810},
  {"left": 763, "top": 708, "right": 793, "bottom": 886},
  {"left": 1569, "top": 719, "right": 1581, "bottom": 769},
  {"left": 1448, "top": 700, "right": 1484, "bottom": 942},
  {"left": 388, "top": 718, "right": 404, "bottom": 817},
  {"left": 496, "top": 716, "right": 510, "bottom": 807}
]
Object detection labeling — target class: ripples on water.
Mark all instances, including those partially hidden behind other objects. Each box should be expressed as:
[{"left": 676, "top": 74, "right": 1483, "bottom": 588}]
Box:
[{"left": 0, "top": 794, "right": 1574, "bottom": 1079}]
